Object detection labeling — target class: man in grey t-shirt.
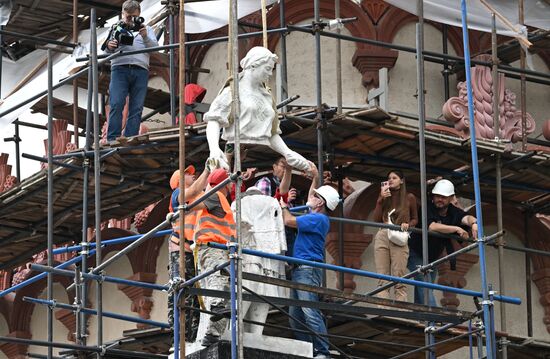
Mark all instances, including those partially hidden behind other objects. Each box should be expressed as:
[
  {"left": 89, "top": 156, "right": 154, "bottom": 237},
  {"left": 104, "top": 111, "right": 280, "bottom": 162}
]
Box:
[{"left": 103, "top": 0, "right": 158, "bottom": 141}]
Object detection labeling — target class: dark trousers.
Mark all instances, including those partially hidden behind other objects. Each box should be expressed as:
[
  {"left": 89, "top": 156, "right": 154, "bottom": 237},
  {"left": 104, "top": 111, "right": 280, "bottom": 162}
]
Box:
[{"left": 168, "top": 250, "right": 200, "bottom": 342}]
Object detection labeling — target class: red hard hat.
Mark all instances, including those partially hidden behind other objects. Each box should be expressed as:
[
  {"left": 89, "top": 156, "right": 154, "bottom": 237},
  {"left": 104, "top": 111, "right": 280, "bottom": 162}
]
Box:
[{"left": 207, "top": 168, "right": 229, "bottom": 186}]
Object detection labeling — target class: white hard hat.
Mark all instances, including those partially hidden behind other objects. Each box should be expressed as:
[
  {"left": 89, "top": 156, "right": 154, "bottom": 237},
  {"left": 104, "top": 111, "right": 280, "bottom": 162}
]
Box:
[
  {"left": 314, "top": 185, "right": 340, "bottom": 211},
  {"left": 432, "top": 179, "right": 455, "bottom": 197}
]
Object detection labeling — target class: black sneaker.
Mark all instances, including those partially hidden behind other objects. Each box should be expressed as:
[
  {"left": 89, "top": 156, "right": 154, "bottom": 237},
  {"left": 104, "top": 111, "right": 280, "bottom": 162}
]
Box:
[
  {"left": 210, "top": 305, "right": 231, "bottom": 322},
  {"left": 201, "top": 333, "right": 220, "bottom": 347}
]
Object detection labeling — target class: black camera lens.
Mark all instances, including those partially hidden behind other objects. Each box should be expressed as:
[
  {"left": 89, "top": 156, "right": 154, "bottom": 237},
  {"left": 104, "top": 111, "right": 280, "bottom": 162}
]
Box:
[{"left": 131, "top": 16, "right": 145, "bottom": 31}]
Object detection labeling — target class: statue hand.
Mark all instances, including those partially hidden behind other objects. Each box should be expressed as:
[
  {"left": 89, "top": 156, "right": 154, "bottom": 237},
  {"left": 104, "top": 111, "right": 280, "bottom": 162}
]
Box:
[{"left": 208, "top": 148, "right": 230, "bottom": 170}]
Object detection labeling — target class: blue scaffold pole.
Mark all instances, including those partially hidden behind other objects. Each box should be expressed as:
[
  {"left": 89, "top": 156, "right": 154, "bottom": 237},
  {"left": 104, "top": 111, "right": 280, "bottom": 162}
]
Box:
[
  {"left": 460, "top": 1, "right": 495, "bottom": 357},
  {"left": 208, "top": 243, "right": 521, "bottom": 305},
  {"left": 53, "top": 229, "right": 173, "bottom": 255},
  {"left": 229, "top": 243, "right": 238, "bottom": 359},
  {"left": 0, "top": 248, "right": 98, "bottom": 298},
  {"left": 23, "top": 296, "right": 169, "bottom": 328}
]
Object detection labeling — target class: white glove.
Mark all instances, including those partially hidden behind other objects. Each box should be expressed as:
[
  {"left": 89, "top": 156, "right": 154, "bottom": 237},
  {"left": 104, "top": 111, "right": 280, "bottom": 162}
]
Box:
[{"left": 208, "top": 147, "right": 230, "bottom": 170}]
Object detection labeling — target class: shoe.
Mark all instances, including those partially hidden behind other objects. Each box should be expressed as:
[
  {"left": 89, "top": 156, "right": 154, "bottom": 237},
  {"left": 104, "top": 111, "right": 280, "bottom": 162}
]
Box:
[
  {"left": 210, "top": 305, "right": 231, "bottom": 322},
  {"left": 201, "top": 333, "right": 220, "bottom": 347},
  {"left": 313, "top": 355, "right": 331, "bottom": 359}
]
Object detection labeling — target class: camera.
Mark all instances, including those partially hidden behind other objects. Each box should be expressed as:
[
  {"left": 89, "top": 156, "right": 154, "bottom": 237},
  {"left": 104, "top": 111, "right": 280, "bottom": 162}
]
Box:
[
  {"left": 130, "top": 16, "right": 145, "bottom": 31},
  {"left": 102, "top": 16, "right": 145, "bottom": 49}
]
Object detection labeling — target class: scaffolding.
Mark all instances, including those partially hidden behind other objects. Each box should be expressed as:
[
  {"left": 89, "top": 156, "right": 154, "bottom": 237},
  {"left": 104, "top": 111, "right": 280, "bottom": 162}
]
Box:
[{"left": 0, "top": 0, "right": 549, "bottom": 358}]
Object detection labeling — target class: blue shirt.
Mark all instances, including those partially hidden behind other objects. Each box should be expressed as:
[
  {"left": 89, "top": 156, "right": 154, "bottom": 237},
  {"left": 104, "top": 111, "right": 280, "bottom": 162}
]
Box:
[{"left": 293, "top": 213, "right": 330, "bottom": 262}]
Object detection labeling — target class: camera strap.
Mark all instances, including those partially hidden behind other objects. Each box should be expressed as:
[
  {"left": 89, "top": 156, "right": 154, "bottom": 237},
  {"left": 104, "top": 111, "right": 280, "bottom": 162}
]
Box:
[{"left": 100, "top": 25, "right": 116, "bottom": 51}]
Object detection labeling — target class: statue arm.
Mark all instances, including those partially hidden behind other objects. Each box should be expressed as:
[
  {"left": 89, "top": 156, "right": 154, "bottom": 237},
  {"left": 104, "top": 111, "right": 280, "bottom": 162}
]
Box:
[
  {"left": 204, "top": 88, "right": 232, "bottom": 169},
  {"left": 268, "top": 134, "right": 309, "bottom": 171},
  {"left": 205, "top": 121, "right": 230, "bottom": 169}
]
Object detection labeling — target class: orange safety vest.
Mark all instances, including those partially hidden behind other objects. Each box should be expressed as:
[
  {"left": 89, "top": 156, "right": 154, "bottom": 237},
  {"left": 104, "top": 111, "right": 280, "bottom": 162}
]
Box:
[
  {"left": 169, "top": 190, "right": 201, "bottom": 251},
  {"left": 194, "top": 191, "right": 236, "bottom": 245}
]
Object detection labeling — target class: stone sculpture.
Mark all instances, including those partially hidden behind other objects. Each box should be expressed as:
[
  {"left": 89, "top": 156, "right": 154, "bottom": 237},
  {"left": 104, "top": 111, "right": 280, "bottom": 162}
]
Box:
[{"left": 204, "top": 46, "right": 309, "bottom": 171}]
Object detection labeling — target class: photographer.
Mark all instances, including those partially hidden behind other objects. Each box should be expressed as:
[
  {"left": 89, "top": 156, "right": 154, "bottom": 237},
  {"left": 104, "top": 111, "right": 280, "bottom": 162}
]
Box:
[{"left": 103, "top": 0, "right": 158, "bottom": 142}]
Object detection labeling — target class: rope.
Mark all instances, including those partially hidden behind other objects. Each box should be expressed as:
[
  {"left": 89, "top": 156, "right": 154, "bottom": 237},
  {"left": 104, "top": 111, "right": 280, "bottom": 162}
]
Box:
[
  {"left": 261, "top": 0, "right": 268, "bottom": 48},
  {"left": 227, "top": 0, "right": 233, "bottom": 75}
]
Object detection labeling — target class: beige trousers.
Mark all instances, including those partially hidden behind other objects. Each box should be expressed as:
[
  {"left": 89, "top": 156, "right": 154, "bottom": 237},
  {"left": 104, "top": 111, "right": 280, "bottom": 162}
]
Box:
[{"left": 374, "top": 229, "right": 409, "bottom": 302}]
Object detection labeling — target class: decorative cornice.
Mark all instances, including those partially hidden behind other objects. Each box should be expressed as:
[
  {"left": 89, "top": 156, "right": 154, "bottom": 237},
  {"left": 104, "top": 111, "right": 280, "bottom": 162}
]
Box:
[
  {"left": 443, "top": 55, "right": 536, "bottom": 142},
  {"left": 117, "top": 272, "right": 157, "bottom": 329},
  {"left": 437, "top": 252, "right": 479, "bottom": 309},
  {"left": 352, "top": 46, "right": 398, "bottom": 88}
]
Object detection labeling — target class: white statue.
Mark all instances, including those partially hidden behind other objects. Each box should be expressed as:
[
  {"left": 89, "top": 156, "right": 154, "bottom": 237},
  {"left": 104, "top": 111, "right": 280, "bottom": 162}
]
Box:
[
  {"left": 204, "top": 46, "right": 309, "bottom": 172},
  {"left": 232, "top": 187, "right": 287, "bottom": 334}
]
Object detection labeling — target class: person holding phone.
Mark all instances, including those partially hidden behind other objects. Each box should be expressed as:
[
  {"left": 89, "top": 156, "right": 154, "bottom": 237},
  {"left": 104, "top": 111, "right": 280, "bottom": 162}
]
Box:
[{"left": 372, "top": 170, "right": 418, "bottom": 302}]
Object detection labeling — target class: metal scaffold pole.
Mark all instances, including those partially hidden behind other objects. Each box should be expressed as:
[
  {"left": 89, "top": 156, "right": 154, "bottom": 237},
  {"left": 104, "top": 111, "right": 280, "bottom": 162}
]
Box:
[
  {"left": 278, "top": 0, "right": 288, "bottom": 110},
  {"left": 177, "top": 0, "right": 187, "bottom": 357},
  {"left": 415, "top": 0, "right": 433, "bottom": 357},
  {"left": 460, "top": 1, "right": 495, "bottom": 357},
  {"left": 519, "top": 0, "right": 527, "bottom": 152},
  {"left": 314, "top": 0, "right": 323, "bottom": 181},
  {"left": 72, "top": 0, "right": 80, "bottom": 148},
  {"left": 90, "top": 8, "right": 103, "bottom": 357},
  {"left": 79, "top": 63, "right": 93, "bottom": 353},
  {"left": 335, "top": 0, "right": 342, "bottom": 113},
  {"left": 491, "top": 12, "right": 507, "bottom": 359},
  {"left": 169, "top": 0, "right": 177, "bottom": 126},
  {"left": 47, "top": 48, "right": 54, "bottom": 359},
  {"left": 229, "top": 0, "right": 243, "bottom": 356}
]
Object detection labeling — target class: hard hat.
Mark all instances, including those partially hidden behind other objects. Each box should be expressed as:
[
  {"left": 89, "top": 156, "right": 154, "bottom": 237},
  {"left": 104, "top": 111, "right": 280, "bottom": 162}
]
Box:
[
  {"left": 169, "top": 165, "right": 196, "bottom": 190},
  {"left": 207, "top": 168, "right": 229, "bottom": 186},
  {"left": 432, "top": 179, "right": 455, "bottom": 197},
  {"left": 314, "top": 185, "right": 340, "bottom": 211}
]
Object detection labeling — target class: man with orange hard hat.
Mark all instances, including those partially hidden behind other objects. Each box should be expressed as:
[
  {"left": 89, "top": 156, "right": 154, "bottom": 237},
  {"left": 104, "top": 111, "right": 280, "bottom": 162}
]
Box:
[{"left": 167, "top": 164, "right": 210, "bottom": 341}]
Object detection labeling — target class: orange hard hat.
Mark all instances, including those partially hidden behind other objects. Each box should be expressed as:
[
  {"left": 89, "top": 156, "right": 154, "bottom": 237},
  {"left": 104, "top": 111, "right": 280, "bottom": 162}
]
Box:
[{"left": 169, "top": 165, "right": 196, "bottom": 190}]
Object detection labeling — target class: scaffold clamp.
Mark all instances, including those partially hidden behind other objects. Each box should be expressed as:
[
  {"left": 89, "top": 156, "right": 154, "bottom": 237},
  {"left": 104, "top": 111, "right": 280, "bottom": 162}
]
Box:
[
  {"left": 481, "top": 299, "right": 494, "bottom": 306},
  {"left": 424, "top": 325, "right": 437, "bottom": 334},
  {"left": 80, "top": 241, "right": 89, "bottom": 255},
  {"left": 168, "top": 277, "right": 183, "bottom": 293},
  {"left": 166, "top": 212, "right": 175, "bottom": 223},
  {"left": 97, "top": 271, "right": 106, "bottom": 284},
  {"left": 473, "top": 320, "right": 485, "bottom": 330},
  {"left": 417, "top": 264, "right": 433, "bottom": 274}
]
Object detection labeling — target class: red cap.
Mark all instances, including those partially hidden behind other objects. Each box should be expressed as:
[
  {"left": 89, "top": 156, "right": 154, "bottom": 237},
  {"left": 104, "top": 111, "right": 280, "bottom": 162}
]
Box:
[
  {"left": 207, "top": 168, "right": 229, "bottom": 186},
  {"left": 169, "top": 165, "right": 196, "bottom": 190}
]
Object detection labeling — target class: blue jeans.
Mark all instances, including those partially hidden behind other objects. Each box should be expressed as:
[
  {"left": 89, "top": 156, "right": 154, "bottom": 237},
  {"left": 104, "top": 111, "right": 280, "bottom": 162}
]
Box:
[
  {"left": 289, "top": 265, "right": 330, "bottom": 356},
  {"left": 407, "top": 250, "right": 437, "bottom": 307},
  {"left": 108, "top": 65, "right": 148, "bottom": 141}
]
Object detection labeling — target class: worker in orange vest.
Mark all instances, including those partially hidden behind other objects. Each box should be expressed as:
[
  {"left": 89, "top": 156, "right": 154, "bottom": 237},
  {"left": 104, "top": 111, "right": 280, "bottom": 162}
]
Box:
[
  {"left": 167, "top": 164, "right": 210, "bottom": 342},
  {"left": 191, "top": 168, "right": 236, "bottom": 347}
]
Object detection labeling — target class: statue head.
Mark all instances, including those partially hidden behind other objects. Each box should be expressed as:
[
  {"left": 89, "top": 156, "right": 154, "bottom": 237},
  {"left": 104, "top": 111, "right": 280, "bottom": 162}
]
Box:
[{"left": 240, "top": 46, "right": 278, "bottom": 83}]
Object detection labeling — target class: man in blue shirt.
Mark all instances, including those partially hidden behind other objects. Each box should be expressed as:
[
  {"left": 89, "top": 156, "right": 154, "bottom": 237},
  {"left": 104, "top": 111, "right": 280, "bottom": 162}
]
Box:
[{"left": 280, "top": 162, "right": 340, "bottom": 359}]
